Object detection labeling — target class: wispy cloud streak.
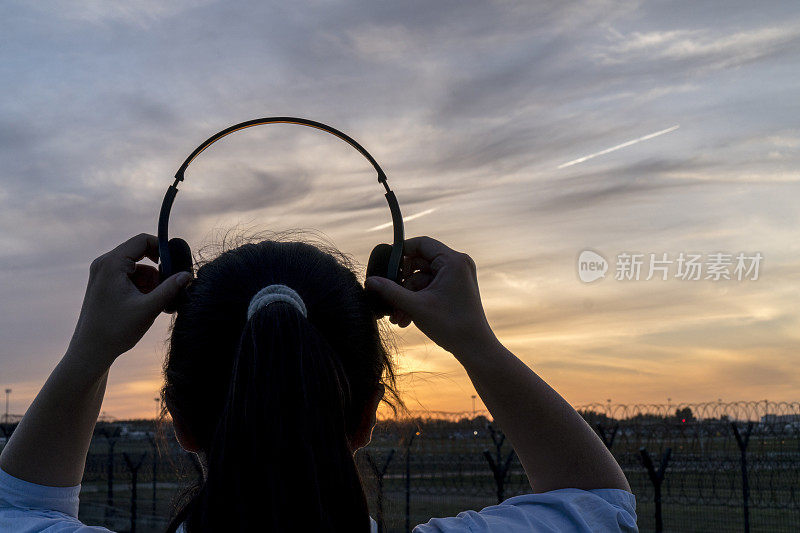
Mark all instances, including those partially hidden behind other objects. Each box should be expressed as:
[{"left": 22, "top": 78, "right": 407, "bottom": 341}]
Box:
[
  {"left": 367, "top": 208, "right": 437, "bottom": 232},
  {"left": 557, "top": 125, "right": 680, "bottom": 169}
]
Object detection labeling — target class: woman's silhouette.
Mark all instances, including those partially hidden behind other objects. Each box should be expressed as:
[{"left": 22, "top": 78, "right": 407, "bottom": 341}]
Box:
[{"left": 0, "top": 233, "right": 637, "bottom": 532}]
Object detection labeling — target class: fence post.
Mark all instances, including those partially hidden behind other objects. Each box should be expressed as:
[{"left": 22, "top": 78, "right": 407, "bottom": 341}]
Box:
[
  {"left": 482, "top": 425, "right": 516, "bottom": 504},
  {"left": 731, "top": 421, "right": 753, "bottom": 533},
  {"left": 0, "top": 423, "right": 17, "bottom": 441},
  {"left": 365, "top": 449, "right": 395, "bottom": 533},
  {"left": 404, "top": 429, "right": 418, "bottom": 533},
  {"left": 123, "top": 452, "right": 147, "bottom": 533},
  {"left": 595, "top": 422, "right": 619, "bottom": 450},
  {"left": 147, "top": 433, "right": 158, "bottom": 519},
  {"left": 639, "top": 447, "right": 671, "bottom": 533},
  {"left": 98, "top": 426, "right": 121, "bottom": 515}
]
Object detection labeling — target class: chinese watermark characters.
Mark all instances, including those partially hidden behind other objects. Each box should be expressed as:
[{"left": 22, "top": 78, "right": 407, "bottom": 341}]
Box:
[{"left": 578, "top": 251, "right": 762, "bottom": 283}]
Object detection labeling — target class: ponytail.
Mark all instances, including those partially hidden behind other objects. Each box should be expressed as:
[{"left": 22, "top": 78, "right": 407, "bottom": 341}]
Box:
[{"left": 180, "top": 300, "right": 370, "bottom": 532}]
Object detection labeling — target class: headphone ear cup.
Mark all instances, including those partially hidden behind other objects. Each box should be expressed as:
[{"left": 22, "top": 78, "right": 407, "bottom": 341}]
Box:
[
  {"left": 163, "top": 237, "right": 193, "bottom": 314},
  {"left": 366, "top": 243, "right": 395, "bottom": 318},
  {"left": 367, "top": 243, "right": 393, "bottom": 279},
  {"left": 168, "top": 238, "right": 194, "bottom": 277}
]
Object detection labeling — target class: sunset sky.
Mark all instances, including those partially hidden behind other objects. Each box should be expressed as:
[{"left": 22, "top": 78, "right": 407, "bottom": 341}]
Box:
[{"left": 1, "top": 1, "right": 798, "bottom": 419}]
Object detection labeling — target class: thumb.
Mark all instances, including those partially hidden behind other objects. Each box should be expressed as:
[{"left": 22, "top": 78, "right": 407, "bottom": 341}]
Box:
[
  {"left": 144, "top": 271, "right": 192, "bottom": 313},
  {"left": 365, "top": 276, "right": 418, "bottom": 313}
]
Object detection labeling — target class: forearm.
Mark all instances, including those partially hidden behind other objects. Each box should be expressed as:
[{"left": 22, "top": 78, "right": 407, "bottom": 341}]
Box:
[
  {"left": 0, "top": 233, "right": 189, "bottom": 487},
  {"left": 0, "top": 345, "right": 111, "bottom": 486},
  {"left": 456, "top": 338, "right": 630, "bottom": 493},
  {"left": 367, "top": 236, "right": 631, "bottom": 492}
]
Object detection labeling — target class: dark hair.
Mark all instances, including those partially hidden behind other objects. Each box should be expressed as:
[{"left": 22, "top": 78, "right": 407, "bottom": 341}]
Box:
[{"left": 161, "top": 234, "right": 400, "bottom": 532}]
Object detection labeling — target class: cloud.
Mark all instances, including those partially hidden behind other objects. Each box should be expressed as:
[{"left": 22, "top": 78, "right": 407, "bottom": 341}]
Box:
[
  {"left": 15, "top": 0, "right": 213, "bottom": 27},
  {"left": 597, "top": 22, "right": 800, "bottom": 70},
  {"left": 0, "top": 0, "right": 798, "bottom": 416}
]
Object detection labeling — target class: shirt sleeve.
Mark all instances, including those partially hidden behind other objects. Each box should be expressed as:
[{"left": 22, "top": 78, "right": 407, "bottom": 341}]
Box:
[
  {"left": 412, "top": 488, "right": 638, "bottom": 533},
  {"left": 0, "top": 466, "right": 113, "bottom": 532}
]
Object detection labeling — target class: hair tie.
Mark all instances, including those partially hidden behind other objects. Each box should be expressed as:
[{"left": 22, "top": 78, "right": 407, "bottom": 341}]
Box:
[{"left": 247, "top": 284, "right": 307, "bottom": 320}]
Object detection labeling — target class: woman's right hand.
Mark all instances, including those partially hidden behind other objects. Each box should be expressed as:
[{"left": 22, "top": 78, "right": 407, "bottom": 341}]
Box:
[{"left": 365, "top": 236, "right": 498, "bottom": 357}]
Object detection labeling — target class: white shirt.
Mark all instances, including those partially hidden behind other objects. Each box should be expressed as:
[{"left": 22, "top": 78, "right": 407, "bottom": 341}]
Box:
[{"left": 0, "top": 467, "right": 637, "bottom": 532}]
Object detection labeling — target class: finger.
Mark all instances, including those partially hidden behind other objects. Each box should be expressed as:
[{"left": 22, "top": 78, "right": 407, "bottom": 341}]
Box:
[
  {"left": 403, "top": 236, "right": 454, "bottom": 262},
  {"left": 389, "top": 309, "right": 403, "bottom": 324},
  {"left": 113, "top": 233, "right": 160, "bottom": 263},
  {"left": 122, "top": 257, "right": 137, "bottom": 274},
  {"left": 389, "top": 308, "right": 401, "bottom": 324},
  {"left": 403, "top": 256, "right": 431, "bottom": 277},
  {"left": 129, "top": 264, "right": 160, "bottom": 294},
  {"left": 365, "top": 276, "right": 419, "bottom": 314},
  {"left": 394, "top": 310, "right": 410, "bottom": 326},
  {"left": 430, "top": 255, "right": 448, "bottom": 274},
  {"left": 142, "top": 271, "right": 192, "bottom": 314},
  {"left": 404, "top": 271, "right": 434, "bottom": 292},
  {"left": 411, "top": 256, "right": 431, "bottom": 273},
  {"left": 400, "top": 256, "right": 414, "bottom": 280},
  {"left": 398, "top": 314, "right": 412, "bottom": 328}
]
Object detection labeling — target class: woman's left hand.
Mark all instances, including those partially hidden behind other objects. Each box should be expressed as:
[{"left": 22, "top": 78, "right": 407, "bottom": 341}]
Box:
[{"left": 68, "top": 233, "right": 192, "bottom": 364}]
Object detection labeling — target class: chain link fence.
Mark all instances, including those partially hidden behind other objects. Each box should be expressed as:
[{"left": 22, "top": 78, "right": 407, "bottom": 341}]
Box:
[{"left": 1, "top": 400, "right": 797, "bottom": 532}]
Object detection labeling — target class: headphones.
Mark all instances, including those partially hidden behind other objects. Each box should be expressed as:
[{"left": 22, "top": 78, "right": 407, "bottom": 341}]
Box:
[{"left": 157, "top": 117, "right": 404, "bottom": 316}]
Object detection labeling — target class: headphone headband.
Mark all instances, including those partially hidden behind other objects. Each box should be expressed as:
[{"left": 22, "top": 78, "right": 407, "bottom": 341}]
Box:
[
  {"left": 157, "top": 117, "right": 404, "bottom": 290},
  {"left": 174, "top": 117, "right": 389, "bottom": 184}
]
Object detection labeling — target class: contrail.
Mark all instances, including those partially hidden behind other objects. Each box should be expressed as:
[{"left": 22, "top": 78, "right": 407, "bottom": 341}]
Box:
[
  {"left": 367, "top": 208, "right": 436, "bottom": 232},
  {"left": 557, "top": 125, "right": 680, "bottom": 169}
]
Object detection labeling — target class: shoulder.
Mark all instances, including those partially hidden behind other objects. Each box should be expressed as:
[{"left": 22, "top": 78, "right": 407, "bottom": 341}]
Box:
[
  {"left": 413, "top": 488, "right": 638, "bottom": 533},
  {"left": 0, "top": 508, "right": 113, "bottom": 532},
  {"left": 0, "top": 466, "right": 113, "bottom": 532}
]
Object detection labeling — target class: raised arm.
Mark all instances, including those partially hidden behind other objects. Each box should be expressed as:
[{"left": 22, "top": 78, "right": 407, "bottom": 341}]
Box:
[
  {"left": 365, "top": 236, "right": 630, "bottom": 493},
  {"left": 0, "top": 234, "right": 191, "bottom": 486}
]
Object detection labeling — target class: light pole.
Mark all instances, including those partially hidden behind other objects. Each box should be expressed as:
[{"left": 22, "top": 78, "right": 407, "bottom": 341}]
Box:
[
  {"left": 4, "top": 389, "right": 11, "bottom": 424},
  {"left": 154, "top": 397, "right": 160, "bottom": 420},
  {"left": 471, "top": 395, "right": 477, "bottom": 418}
]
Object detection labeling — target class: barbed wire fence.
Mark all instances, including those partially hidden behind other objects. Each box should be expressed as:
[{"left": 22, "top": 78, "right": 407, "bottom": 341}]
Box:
[{"left": 1, "top": 400, "right": 798, "bottom": 532}]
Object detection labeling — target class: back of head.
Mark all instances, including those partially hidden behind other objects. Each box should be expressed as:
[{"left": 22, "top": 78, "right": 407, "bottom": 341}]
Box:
[{"left": 162, "top": 237, "right": 398, "bottom": 532}]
